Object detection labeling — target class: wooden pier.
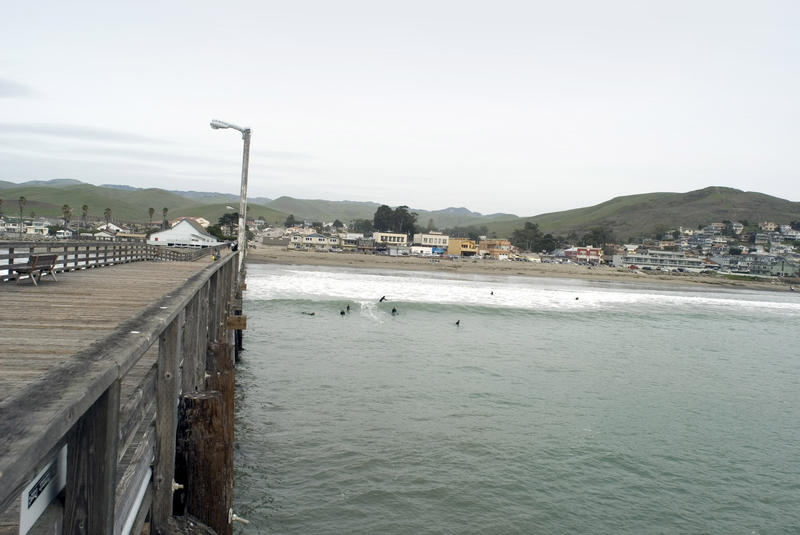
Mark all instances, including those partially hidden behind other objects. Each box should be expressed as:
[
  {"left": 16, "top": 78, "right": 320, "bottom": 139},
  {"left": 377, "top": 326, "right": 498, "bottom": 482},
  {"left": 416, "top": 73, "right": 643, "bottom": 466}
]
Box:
[{"left": 0, "top": 241, "right": 244, "bottom": 534}]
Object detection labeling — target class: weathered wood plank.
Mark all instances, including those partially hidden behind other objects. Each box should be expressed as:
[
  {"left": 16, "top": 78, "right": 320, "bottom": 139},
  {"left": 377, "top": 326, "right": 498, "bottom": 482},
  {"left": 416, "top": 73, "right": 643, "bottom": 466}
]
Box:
[
  {"left": 114, "top": 423, "right": 154, "bottom": 535},
  {"left": 64, "top": 379, "right": 120, "bottom": 534},
  {"left": 152, "top": 312, "right": 183, "bottom": 532}
]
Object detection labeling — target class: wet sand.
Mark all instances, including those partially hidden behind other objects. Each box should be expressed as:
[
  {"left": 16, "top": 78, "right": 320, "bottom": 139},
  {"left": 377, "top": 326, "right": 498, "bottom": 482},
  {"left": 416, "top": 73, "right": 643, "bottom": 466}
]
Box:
[{"left": 246, "top": 246, "right": 795, "bottom": 292}]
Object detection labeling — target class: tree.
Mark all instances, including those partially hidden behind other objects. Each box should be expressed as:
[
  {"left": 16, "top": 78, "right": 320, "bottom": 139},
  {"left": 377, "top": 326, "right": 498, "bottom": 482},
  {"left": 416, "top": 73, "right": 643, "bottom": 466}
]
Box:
[
  {"left": 372, "top": 205, "right": 417, "bottom": 235},
  {"left": 351, "top": 218, "right": 373, "bottom": 234},
  {"left": 332, "top": 219, "right": 344, "bottom": 229},
  {"left": 446, "top": 224, "right": 487, "bottom": 242},
  {"left": 392, "top": 206, "right": 418, "bottom": 235},
  {"left": 62, "top": 204, "right": 72, "bottom": 227},
  {"left": 510, "top": 222, "right": 561, "bottom": 253},
  {"left": 103, "top": 207, "right": 112, "bottom": 225},
  {"left": 81, "top": 205, "right": 89, "bottom": 228},
  {"left": 426, "top": 218, "right": 436, "bottom": 232},
  {"left": 284, "top": 214, "right": 296, "bottom": 227},
  {"left": 18, "top": 196, "right": 26, "bottom": 238},
  {"left": 148, "top": 207, "right": 155, "bottom": 229},
  {"left": 0, "top": 198, "right": 3, "bottom": 217},
  {"left": 219, "top": 212, "right": 238, "bottom": 237},
  {"left": 162, "top": 207, "right": 169, "bottom": 230},
  {"left": 206, "top": 224, "right": 226, "bottom": 241},
  {"left": 580, "top": 226, "right": 614, "bottom": 247},
  {"left": 511, "top": 222, "right": 543, "bottom": 251},
  {"left": 311, "top": 221, "right": 323, "bottom": 232},
  {"left": 373, "top": 205, "right": 394, "bottom": 231}
]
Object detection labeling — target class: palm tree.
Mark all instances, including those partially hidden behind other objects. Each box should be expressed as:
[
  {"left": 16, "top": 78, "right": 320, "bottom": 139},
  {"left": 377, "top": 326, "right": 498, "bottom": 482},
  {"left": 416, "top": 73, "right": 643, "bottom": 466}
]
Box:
[
  {"left": 148, "top": 207, "right": 155, "bottom": 229},
  {"left": 104, "top": 207, "right": 112, "bottom": 226},
  {"left": 0, "top": 198, "right": 4, "bottom": 217},
  {"left": 62, "top": 204, "right": 72, "bottom": 227},
  {"left": 18, "top": 196, "right": 26, "bottom": 238},
  {"left": 81, "top": 205, "right": 89, "bottom": 228},
  {"left": 162, "top": 207, "right": 169, "bottom": 230}
]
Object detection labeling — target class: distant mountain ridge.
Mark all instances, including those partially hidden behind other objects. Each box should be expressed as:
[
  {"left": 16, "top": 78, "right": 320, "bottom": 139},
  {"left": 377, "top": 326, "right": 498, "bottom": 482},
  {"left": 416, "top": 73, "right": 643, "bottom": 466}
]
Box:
[{"left": 1, "top": 179, "right": 797, "bottom": 240}]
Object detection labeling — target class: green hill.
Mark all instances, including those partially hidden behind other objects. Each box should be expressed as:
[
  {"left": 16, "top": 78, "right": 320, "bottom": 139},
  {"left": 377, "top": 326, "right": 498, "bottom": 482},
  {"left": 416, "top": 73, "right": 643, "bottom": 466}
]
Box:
[
  {"left": 266, "top": 196, "right": 381, "bottom": 223},
  {"left": 486, "top": 187, "right": 800, "bottom": 240},
  {"left": 2, "top": 180, "right": 797, "bottom": 241},
  {"left": 0, "top": 183, "right": 287, "bottom": 225}
]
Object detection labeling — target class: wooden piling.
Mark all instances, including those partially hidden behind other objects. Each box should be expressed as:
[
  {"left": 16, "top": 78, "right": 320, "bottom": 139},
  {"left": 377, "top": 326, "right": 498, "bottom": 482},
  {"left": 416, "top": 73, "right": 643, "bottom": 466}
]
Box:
[{"left": 174, "top": 392, "right": 232, "bottom": 535}]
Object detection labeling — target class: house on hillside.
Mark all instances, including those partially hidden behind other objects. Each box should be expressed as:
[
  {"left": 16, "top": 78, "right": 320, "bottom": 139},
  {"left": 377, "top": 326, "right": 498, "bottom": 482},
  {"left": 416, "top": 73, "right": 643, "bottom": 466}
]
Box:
[{"left": 147, "top": 219, "right": 223, "bottom": 248}]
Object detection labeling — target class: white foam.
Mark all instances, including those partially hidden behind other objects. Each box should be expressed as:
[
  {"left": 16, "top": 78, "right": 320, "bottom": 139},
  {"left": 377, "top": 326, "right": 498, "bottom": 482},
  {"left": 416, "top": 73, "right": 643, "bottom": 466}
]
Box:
[{"left": 245, "top": 265, "right": 800, "bottom": 316}]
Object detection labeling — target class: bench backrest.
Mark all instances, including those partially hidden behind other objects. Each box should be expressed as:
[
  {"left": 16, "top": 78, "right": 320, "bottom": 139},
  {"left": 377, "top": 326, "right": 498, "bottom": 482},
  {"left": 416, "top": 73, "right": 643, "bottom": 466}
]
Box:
[{"left": 29, "top": 254, "right": 58, "bottom": 269}]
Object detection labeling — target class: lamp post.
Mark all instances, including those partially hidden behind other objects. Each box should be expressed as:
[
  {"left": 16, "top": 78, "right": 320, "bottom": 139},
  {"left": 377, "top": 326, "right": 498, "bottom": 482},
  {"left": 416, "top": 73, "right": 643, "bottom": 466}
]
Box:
[{"left": 210, "top": 119, "right": 251, "bottom": 285}]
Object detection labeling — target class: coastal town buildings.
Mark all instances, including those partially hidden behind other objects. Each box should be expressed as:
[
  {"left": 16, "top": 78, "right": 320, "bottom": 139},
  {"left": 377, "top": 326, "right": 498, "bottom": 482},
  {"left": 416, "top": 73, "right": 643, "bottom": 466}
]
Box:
[{"left": 263, "top": 216, "right": 800, "bottom": 279}]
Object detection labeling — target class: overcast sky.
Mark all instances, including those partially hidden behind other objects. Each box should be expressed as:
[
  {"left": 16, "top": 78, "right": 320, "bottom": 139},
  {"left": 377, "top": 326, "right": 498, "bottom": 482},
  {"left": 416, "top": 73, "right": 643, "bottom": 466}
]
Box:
[{"left": 1, "top": 1, "right": 798, "bottom": 216}]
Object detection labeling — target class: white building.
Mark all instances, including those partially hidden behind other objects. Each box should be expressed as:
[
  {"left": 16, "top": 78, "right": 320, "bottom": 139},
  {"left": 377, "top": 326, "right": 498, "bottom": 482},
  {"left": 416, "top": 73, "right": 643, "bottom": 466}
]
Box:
[
  {"left": 373, "top": 232, "right": 408, "bottom": 247},
  {"left": 413, "top": 232, "right": 449, "bottom": 248},
  {"left": 96, "top": 222, "right": 125, "bottom": 233},
  {"left": 612, "top": 249, "right": 704, "bottom": 271},
  {"left": 147, "top": 219, "right": 223, "bottom": 248},
  {"left": 26, "top": 219, "right": 50, "bottom": 236}
]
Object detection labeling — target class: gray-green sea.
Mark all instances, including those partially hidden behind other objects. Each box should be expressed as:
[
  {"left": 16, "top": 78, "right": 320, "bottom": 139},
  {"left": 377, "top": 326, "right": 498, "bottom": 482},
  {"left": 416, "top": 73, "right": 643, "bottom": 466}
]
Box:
[{"left": 234, "top": 263, "right": 800, "bottom": 534}]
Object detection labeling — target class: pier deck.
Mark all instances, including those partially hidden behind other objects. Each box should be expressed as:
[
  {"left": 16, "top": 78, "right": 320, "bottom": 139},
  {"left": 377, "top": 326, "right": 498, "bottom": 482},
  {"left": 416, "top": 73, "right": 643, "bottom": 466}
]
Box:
[
  {"left": 0, "top": 260, "right": 214, "bottom": 402},
  {"left": 0, "top": 245, "right": 239, "bottom": 535}
]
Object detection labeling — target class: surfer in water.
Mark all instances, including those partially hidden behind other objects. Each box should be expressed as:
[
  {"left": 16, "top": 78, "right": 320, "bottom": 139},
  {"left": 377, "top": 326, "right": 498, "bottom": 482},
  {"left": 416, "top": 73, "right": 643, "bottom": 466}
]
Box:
[
  {"left": 302, "top": 312, "right": 315, "bottom": 316},
  {"left": 346, "top": 304, "right": 351, "bottom": 312},
  {"left": 391, "top": 307, "right": 398, "bottom": 316},
  {"left": 379, "top": 296, "right": 386, "bottom": 302},
  {"left": 455, "top": 320, "right": 460, "bottom": 326},
  {"left": 340, "top": 309, "right": 346, "bottom": 316}
]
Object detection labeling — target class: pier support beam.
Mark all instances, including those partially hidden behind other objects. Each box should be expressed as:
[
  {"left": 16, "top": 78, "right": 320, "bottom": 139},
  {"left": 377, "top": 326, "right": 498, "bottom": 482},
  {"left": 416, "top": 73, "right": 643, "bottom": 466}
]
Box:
[{"left": 174, "top": 391, "right": 232, "bottom": 535}]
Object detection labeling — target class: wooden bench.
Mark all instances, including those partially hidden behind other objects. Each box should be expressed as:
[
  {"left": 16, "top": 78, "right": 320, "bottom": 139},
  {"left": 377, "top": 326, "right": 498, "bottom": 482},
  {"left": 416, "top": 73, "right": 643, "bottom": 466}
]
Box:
[{"left": 14, "top": 253, "right": 59, "bottom": 286}]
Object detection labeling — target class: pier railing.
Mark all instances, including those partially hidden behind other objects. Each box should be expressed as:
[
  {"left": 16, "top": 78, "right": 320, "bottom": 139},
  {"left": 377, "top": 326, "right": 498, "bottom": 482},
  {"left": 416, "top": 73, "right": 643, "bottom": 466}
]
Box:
[
  {"left": 0, "top": 240, "right": 227, "bottom": 282},
  {"left": 0, "top": 252, "right": 239, "bottom": 534}
]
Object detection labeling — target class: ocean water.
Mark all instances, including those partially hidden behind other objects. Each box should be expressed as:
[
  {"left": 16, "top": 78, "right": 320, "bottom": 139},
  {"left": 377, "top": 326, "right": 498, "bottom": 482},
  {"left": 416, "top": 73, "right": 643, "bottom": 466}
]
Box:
[{"left": 234, "top": 263, "right": 800, "bottom": 534}]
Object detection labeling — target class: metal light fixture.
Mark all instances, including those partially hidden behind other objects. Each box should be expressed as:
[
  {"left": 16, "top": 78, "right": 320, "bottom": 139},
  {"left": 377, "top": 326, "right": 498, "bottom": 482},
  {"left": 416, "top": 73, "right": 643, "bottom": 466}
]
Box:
[{"left": 210, "top": 119, "right": 251, "bottom": 285}]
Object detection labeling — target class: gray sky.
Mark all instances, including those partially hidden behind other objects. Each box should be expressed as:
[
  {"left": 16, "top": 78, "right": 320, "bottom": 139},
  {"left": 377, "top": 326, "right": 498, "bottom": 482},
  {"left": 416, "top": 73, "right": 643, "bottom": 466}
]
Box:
[{"left": 1, "top": 1, "right": 798, "bottom": 216}]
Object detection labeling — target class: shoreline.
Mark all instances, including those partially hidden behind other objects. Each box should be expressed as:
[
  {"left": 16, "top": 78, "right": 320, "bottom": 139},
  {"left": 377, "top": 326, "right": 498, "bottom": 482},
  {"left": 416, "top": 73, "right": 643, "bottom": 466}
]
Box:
[{"left": 246, "top": 246, "right": 795, "bottom": 292}]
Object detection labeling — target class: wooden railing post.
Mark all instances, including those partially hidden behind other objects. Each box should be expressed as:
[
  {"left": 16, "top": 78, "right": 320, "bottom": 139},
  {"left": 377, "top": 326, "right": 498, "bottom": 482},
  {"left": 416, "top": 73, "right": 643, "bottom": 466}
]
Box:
[
  {"left": 64, "top": 379, "right": 121, "bottom": 534},
  {"left": 181, "top": 293, "right": 203, "bottom": 394},
  {"left": 153, "top": 312, "right": 184, "bottom": 533}
]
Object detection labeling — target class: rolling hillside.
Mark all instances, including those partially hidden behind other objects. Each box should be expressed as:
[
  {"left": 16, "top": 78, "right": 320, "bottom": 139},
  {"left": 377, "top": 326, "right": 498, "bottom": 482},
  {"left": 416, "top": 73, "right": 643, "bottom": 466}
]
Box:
[
  {"left": 2, "top": 180, "right": 797, "bottom": 240},
  {"left": 486, "top": 187, "right": 800, "bottom": 240},
  {"left": 0, "top": 182, "right": 287, "bottom": 225}
]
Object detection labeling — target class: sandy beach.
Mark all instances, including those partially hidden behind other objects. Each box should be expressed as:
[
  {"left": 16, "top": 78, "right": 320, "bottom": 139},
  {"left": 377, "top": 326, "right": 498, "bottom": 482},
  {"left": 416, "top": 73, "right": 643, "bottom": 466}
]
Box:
[{"left": 246, "top": 245, "right": 796, "bottom": 292}]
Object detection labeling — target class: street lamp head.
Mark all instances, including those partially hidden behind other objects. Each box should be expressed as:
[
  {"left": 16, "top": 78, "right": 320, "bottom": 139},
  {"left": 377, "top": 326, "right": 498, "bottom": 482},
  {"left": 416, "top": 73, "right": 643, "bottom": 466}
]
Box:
[{"left": 210, "top": 119, "right": 228, "bottom": 130}]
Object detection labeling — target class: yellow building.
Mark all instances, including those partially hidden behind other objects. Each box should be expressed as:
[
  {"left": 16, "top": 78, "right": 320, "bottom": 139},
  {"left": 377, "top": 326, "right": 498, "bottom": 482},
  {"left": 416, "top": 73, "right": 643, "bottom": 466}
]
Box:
[{"left": 447, "top": 238, "right": 477, "bottom": 257}]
